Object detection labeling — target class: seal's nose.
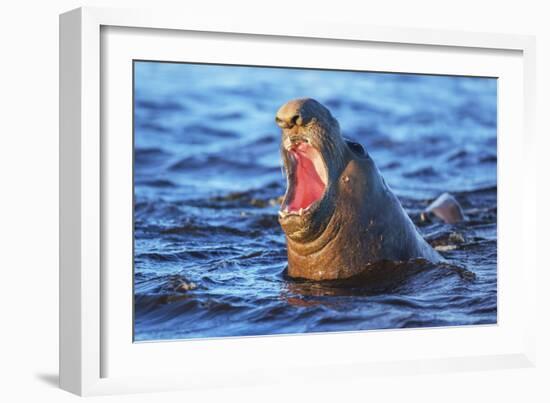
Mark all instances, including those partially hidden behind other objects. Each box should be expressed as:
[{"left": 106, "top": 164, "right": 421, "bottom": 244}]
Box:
[
  {"left": 275, "top": 98, "right": 313, "bottom": 129},
  {"left": 275, "top": 112, "right": 301, "bottom": 129}
]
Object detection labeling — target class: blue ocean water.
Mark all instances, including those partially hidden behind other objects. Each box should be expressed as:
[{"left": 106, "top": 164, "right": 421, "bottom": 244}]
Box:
[{"left": 133, "top": 61, "right": 497, "bottom": 341}]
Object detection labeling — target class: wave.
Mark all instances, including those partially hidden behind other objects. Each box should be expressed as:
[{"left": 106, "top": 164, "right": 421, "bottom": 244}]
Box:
[
  {"left": 168, "top": 154, "right": 275, "bottom": 173},
  {"left": 136, "top": 99, "right": 186, "bottom": 111},
  {"left": 132, "top": 62, "right": 497, "bottom": 340}
]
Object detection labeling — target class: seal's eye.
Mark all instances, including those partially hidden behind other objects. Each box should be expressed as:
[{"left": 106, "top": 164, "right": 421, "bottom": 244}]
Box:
[{"left": 345, "top": 139, "right": 366, "bottom": 156}]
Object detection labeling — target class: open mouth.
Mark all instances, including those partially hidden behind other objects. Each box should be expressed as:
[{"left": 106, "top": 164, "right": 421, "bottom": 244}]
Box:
[{"left": 280, "top": 140, "right": 328, "bottom": 217}]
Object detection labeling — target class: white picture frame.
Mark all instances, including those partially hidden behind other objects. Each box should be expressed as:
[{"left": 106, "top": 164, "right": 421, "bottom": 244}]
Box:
[{"left": 59, "top": 6, "right": 537, "bottom": 396}]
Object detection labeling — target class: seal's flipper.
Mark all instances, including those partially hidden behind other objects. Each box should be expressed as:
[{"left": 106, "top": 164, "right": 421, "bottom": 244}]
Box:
[{"left": 422, "top": 193, "right": 464, "bottom": 224}]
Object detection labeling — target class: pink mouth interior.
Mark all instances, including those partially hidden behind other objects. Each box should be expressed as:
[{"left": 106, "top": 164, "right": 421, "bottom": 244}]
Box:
[{"left": 287, "top": 143, "right": 327, "bottom": 211}]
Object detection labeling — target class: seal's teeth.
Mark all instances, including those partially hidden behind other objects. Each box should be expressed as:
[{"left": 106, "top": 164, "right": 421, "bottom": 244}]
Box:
[
  {"left": 284, "top": 207, "right": 289, "bottom": 213},
  {"left": 278, "top": 211, "right": 285, "bottom": 218},
  {"left": 298, "top": 208, "right": 304, "bottom": 215}
]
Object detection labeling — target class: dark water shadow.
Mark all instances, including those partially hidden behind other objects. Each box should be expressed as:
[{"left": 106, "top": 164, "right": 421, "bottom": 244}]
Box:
[
  {"left": 35, "top": 372, "right": 59, "bottom": 388},
  {"left": 281, "top": 259, "right": 475, "bottom": 302}
]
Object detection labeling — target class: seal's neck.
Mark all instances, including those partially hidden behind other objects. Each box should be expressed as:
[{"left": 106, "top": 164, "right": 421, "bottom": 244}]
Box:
[
  {"left": 285, "top": 209, "right": 342, "bottom": 258},
  {"left": 283, "top": 157, "right": 386, "bottom": 281}
]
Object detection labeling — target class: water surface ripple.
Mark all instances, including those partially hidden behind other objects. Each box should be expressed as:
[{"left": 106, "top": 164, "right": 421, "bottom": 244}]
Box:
[{"left": 134, "top": 62, "right": 497, "bottom": 341}]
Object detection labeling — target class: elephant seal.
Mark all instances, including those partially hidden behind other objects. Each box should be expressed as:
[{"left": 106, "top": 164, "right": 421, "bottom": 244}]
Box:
[{"left": 276, "top": 98, "right": 442, "bottom": 281}]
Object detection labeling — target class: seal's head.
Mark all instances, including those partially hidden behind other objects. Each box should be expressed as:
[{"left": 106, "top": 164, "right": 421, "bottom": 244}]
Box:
[{"left": 276, "top": 98, "right": 352, "bottom": 242}]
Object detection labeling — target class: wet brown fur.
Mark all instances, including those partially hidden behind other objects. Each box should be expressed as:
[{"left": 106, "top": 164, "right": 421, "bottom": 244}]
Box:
[{"left": 277, "top": 98, "right": 441, "bottom": 281}]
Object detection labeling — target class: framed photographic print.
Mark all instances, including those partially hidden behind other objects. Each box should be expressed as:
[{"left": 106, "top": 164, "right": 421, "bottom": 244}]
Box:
[{"left": 60, "top": 7, "right": 537, "bottom": 396}]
